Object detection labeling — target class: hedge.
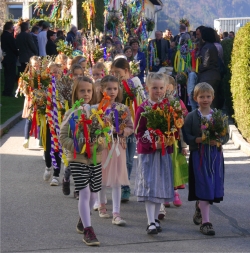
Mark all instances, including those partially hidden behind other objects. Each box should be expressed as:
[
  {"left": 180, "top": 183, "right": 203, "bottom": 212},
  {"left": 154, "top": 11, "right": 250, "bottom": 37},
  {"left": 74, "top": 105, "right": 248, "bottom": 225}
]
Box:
[
  {"left": 221, "top": 38, "right": 234, "bottom": 116},
  {"left": 230, "top": 22, "right": 250, "bottom": 142}
]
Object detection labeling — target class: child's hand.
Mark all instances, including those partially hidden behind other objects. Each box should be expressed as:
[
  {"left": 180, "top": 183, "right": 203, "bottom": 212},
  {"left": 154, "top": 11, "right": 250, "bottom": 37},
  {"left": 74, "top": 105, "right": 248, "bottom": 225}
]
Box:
[
  {"left": 209, "top": 140, "right": 217, "bottom": 146},
  {"left": 120, "top": 137, "right": 127, "bottom": 149},
  {"left": 195, "top": 137, "right": 203, "bottom": 143},
  {"left": 181, "top": 148, "right": 188, "bottom": 156}
]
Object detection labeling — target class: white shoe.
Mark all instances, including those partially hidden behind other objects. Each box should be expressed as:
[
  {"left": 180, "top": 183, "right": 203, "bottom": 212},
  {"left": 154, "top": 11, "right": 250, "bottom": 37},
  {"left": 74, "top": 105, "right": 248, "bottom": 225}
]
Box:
[
  {"left": 112, "top": 215, "right": 126, "bottom": 226},
  {"left": 158, "top": 203, "right": 166, "bottom": 220},
  {"left": 93, "top": 201, "right": 99, "bottom": 211},
  {"left": 23, "top": 139, "right": 29, "bottom": 149},
  {"left": 43, "top": 167, "right": 52, "bottom": 181},
  {"left": 42, "top": 153, "right": 45, "bottom": 160},
  {"left": 50, "top": 176, "right": 59, "bottom": 186},
  {"left": 36, "top": 139, "right": 42, "bottom": 148}
]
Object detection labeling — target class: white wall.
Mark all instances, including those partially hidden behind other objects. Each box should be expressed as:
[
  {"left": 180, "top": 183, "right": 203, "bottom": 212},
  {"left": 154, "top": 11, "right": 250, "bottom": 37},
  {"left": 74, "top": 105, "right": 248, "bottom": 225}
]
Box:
[{"left": 144, "top": 0, "right": 158, "bottom": 39}]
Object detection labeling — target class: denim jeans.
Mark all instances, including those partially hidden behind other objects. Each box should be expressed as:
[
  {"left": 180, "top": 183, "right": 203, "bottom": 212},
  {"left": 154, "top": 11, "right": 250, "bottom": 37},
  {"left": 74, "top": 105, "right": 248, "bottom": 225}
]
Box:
[
  {"left": 24, "top": 119, "right": 32, "bottom": 139},
  {"left": 187, "top": 72, "right": 198, "bottom": 111},
  {"left": 126, "top": 133, "right": 136, "bottom": 180}
]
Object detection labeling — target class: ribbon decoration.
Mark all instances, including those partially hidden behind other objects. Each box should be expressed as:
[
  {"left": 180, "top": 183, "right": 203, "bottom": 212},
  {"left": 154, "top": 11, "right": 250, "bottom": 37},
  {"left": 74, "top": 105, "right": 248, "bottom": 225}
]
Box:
[
  {"left": 125, "top": 97, "right": 135, "bottom": 122},
  {"left": 106, "top": 107, "right": 120, "bottom": 133},
  {"left": 186, "top": 52, "right": 191, "bottom": 70},
  {"left": 191, "top": 50, "right": 196, "bottom": 71},
  {"left": 79, "top": 114, "right": 92, "bottom": 158},
  {"left": 103, "top": 47, "right": 107, "bottom": 60},
  {"left": 148, "top": 128, "right": 156, "bottom": 150},
  {"left": 196, "top": 58, "right": 200, "bottom": 73},
  {"left": 90, "top": 108, "right": 105, "bottom": 128},
  {"left": 155, "top": 129, "right": 166, "bottom": 156},
  {"left": 30, "top": 104, "right": 38, "bottom": 138},
  {"left": 122, "top": 80, "right": 138, "bottom": 113},
  {"left": 40, "top": 114, "right": 47, "bottom": 151},
  {"left": 97, "top": 92, "right": 111, "bottom": 111},
  {"left": 174, "top": 48, "right": 181, "bottom": 72},
  {"left": 92, "top": 127, "right": 110, "bottom": 165},
  {"left": 69, "top": 114, "right": 79, "bottom": 158}
]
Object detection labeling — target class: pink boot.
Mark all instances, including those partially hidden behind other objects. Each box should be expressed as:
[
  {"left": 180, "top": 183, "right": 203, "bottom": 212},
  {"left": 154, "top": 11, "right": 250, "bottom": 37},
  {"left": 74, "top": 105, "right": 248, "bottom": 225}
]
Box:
[{"left": 173, "top": 192, "right": 182, "bottom": 207}]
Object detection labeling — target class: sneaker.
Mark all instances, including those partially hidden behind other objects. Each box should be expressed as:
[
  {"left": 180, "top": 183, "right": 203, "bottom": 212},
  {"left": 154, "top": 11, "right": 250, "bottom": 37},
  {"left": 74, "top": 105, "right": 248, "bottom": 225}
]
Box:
[
  {"left": 177, "top": 184, "right": 185, "bottom": 189},
  {"left": 155, "top": 219, "right": 162, "bottom": 232},
  {"left": 173, "top": 192, "right": 182, "bottom": 207},
  {"left": 121, "top": 187, "right": 130, "bottom": 203},
  {"left": 43, "top": 167, "right": 52, "bottom": 181},
  {"left": 93, "top": 201, "right": 99, "bottom": 211},
  {"left": 200, "top": 222, "right": 215, "bottom": 236},
  {"left": 42, "top": 153, "right": 45, "bottom": 160},
  {"left": 83, "top": 226, "right": 100, "bottom": 246},
  {"left": 158, "top": 203, "right": 166, "bottom": 220},
  {"left": 193, "top": 201, "right": 202, "bottom": 225},
  {"left": 146, "top": 223, "right": 158, "bottom": 235},
  {"left": 164, "top": 202, "right": 171, "bottom": 208},
  {"left": 74, "top": 191, "right": 79, "bottom": 200},
  {"left": 50, "top": 176, "right": 59, "bottom": 186},
  {"left": 98, "top": 205, "right": 110, "bottom": 218},
  {"left": 76, "top": 217, "right": 84, "bottom": 234},
  {"left": 112, "top": 214, "right": 126, "bottom": 226},
  {"left": 62, "top": 179, "right": 70, "bottom": 195},
  {"left": 23, "top": 139, "right": 29, "bottom": 149}
]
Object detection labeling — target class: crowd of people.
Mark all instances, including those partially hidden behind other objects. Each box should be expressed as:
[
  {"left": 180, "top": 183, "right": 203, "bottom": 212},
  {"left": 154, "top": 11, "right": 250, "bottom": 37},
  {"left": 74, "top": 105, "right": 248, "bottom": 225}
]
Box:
[{"left": 1, "top": 19, "right": 230, "bottom": 247}]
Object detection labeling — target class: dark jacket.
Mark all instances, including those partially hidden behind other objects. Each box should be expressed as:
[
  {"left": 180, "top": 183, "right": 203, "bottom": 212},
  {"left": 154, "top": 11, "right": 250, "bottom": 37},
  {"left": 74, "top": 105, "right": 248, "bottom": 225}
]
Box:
[
  {"left": 183, "top": 109, "right": 229, "bottom": 151},
  {"left": 46, "top": 39, "right": 58, "bottom": 56},
  {"left": 31, "top": 33, "right": 39, "bottom": 56},
  {"left": 16, "top": 32, "right": 38, "bottom": 63},
  {"left": 135, "top": 51, "right": 146, "bottom": 84},
  {"left": 66, "top": 31, "right": 75, "bottom": 46},
  {"left": 198, "top": 42, "right": 221, "bottom": 82},
  {"left": 148, "top": 38, "right": 169, "bottom": 63},
  {"left": 1, "top": 30, "right": 19, "bottom": 63}
]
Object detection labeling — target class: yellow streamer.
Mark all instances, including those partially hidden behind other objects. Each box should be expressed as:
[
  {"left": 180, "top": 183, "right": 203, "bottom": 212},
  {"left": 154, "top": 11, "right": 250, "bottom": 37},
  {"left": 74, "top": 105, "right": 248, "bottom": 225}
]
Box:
[
  {"left": 40, "top": 114, "right": 47, "bottom": 151},
  {"left": 89, "top": 108, "right": 105, "bottom": 128},
  {"left": 62, "top": 153, "right": 68, "bottom": 166},
  {"left": 174, "top": 50, "right": 180, "bottom": 72},
  {"left": 125, "top": 97, "right": 135, "bottom": 122},
  {"left": 196, "top": 58, "right": 200, "bottom": 73},
  {"left": 65, "top": 100, "right": 69, "bottom": 112},
  {"left": 80, "top": 144, "right": 86, "bottom": 154}
]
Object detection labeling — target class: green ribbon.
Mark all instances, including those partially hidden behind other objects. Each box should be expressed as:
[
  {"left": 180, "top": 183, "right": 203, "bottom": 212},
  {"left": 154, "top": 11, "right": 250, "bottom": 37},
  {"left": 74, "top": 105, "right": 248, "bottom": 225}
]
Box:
[{"left": 92, "top": 127, "right": 110, "bottom": 166}]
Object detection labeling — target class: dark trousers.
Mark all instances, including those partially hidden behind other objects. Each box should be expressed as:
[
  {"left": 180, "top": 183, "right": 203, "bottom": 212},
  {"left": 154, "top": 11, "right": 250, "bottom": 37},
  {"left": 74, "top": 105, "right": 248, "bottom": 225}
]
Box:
[
  {"left": 18, "top": 62, "right": 27, "bottom": 78},
  {"left": 24, "top": 119, "right": 32, "bottom": 139},
  {"left": 2, "top": 61, "right": 16, "bottom": 96},
  {"left": 44, "top": 124, "right": 61, "bottom": 176}
]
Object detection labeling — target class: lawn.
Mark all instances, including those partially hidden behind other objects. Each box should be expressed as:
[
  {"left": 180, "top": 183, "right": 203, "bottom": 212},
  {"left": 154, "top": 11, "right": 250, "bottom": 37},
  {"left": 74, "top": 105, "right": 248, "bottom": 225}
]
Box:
[{"left": 0, "top": 69, "right": 24, "bottom": 125}]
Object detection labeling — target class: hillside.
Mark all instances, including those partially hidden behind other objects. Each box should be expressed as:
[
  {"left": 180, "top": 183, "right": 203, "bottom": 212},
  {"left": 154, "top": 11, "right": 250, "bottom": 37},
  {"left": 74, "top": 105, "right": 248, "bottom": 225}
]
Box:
[{"left": 158, "top": 0, "right": 250, "bottom": 34}]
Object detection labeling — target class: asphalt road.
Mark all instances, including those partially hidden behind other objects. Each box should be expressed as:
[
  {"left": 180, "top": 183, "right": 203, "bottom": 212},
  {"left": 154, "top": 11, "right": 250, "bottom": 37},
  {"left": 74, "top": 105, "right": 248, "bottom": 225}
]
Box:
[{"left": 1, "top": 119, "right": 250, "bottom": 253}]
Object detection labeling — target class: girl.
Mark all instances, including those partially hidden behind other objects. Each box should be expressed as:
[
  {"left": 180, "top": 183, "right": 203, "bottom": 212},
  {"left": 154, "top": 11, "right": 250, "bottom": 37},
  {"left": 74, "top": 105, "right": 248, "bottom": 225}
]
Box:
[
  {"left": 55, "top": 54, "right": 68, "bottom": 73},
  {"left": 43, "top": 62, "right": 63, "bottom": 186},
  {"left": 22, "top": 56, "right": 41, "bottom": 148},
  {"left": 70, "top": 64, "right": 85, "bottom": 80},
  {"left": 92, "top": 62, "right": 105, "bottom": 81},
  {"left": 123, "top": 46, "right": 133, "bottom": 61},
  {"left": 72, "top": 56, "right": 87, "bottom": 73},
  {"left": 67, "top": 56, "right": 73, "bottom": 71},
  {"left": 60, "top": 76, "right": 102, "bottom": 246},
  {"left": 97, "top": 75, "right": 133, "bottom": 225},
  {"left": 184, "top": 82, "right": 229, "bottom": 236},
  {"left": 111, "top": 58, "right": 146, "bottom": 202},
  {"left": 134, "top": 72, "right": 174, "bottom": 234}
]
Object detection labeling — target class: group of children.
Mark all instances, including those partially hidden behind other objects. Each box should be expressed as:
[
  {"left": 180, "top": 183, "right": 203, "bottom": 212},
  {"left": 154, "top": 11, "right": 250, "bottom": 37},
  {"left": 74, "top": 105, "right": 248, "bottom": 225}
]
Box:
[{"left": 19, "top": 52, "right": 229, "bottom": 246}]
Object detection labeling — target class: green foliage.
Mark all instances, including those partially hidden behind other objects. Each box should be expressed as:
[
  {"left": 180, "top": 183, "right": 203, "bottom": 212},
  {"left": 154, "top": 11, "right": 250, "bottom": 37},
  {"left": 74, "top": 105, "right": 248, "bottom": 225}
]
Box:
[
  {"left": 56, "top": 40, "right": 73, "bottom": 56},
  {"left": 221, "top": 38, "right": 234, "bottom": 116},
  {"left": 230, "top": 22, "right": 250, "bottom": 142}
]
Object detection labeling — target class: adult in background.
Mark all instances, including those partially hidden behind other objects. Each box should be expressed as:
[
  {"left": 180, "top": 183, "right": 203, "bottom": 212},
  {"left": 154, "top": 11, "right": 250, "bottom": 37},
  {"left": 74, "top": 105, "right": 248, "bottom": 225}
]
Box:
[
  {"left": 46, "top": 30, "right": 58, "bottom": 56},
  {"left": 222, "top": 31, "right": 230, "bottom": 40},
  {"left": 54, "top": 30, "right": 65, "bottom": 44},
  {"left": 30, "top": 26, "right": 39, "bottom": 55},
  {"left": 150, "top": 31, "right": 169, "bottom": 66},
  {"left": 198, "top": 27, "right": 221, "bottom": 108},
  {"left": 37, "top": 22, "right": 50, "bottom": 56},
  {"left": 16, "top": 22, "right": 38, "bottom": 74},
  {"left": 66, "top": 25, "right": 77, "bottom": 47},
  {"left": 130, "top": 39, "right": 146, "bottom": 84},
  {"left": 178, "top": 24, "right": 191, "bottom": 45},
  {"left": 1, "top": 21, "right": 19, "bottom": 96},
  {"left": 229, "top": 31, "right": 235, "bottom": 39}
]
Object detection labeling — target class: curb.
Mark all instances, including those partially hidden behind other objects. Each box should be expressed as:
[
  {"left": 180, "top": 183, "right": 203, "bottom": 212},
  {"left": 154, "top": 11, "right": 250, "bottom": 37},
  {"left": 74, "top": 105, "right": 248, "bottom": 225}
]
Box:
[
  {"left": 0, "top": 111, "right": 23, "bottom": 137},
  {"left": 229, "top": 124, "right": 250, "bottom": 156}
]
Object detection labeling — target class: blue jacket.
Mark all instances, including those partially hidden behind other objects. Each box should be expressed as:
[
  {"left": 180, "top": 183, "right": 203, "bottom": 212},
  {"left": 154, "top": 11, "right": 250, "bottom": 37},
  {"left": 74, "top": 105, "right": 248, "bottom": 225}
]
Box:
[{"left": 135, "top": 51, "right": 146, "bottom": 84}]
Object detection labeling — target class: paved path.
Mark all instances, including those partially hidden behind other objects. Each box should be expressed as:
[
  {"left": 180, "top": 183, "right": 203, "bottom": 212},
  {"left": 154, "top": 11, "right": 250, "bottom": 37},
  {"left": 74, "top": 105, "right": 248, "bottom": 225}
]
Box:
[{"left": 1, "top": 120, "right": 250, "bottom": 253}]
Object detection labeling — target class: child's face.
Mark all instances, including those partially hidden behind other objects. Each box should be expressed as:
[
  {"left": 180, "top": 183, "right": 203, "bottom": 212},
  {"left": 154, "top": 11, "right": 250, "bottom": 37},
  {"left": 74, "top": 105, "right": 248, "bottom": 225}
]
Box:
[
  {"left": 194, "top": 91, "right": 214, "bottom": 109},
  {"left": 31, "top": 60, "right": 40, "bottom": 70},
  {"left": 58, "top": 60, "right": 67, "bottom": 70},
  {"left": 73, "top": 69, "right": 84, "bottom": 79},
  {"left": 92, "top": 69, "right": 103, "bottom": 81},
  {"left": 125, "top": 49, "right": 132, "bottom": 58},
  {"left": 102, "top": 82, "right": 119, "bottom": 102},
  {"left": 111, "top": 66, "right": 129, "bottom": 80},
  {"left": 77, "top": 81, "right": 93, "bottom": 104},
  {"left": 166, "top": 83, "right": 174, "bottom": 93},
  {"left": 147, "top": 80, "right": 166, "bottom": 102},
  {"left": 80, "top": 61, "right": 87, "bottom": 71},
  {"left": 67, "top": 59, "right": 72, "bottom": 70},
  {"left": 50, "top": 67, "right": 61, "bottom": 79}
]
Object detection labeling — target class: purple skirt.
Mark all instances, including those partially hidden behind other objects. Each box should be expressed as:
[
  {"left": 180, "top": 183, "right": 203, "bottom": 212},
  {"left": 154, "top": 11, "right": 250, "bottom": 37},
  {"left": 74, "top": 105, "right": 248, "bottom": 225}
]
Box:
[{"left": 188, "top": 145, "right": 224, "bottom": 203}]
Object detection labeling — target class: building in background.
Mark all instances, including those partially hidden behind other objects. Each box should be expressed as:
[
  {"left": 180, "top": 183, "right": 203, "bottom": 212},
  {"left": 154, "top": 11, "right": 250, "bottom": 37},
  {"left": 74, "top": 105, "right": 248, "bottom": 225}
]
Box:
[{"left": 214, "top": 17, "right": 250, "bottom": 34}]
